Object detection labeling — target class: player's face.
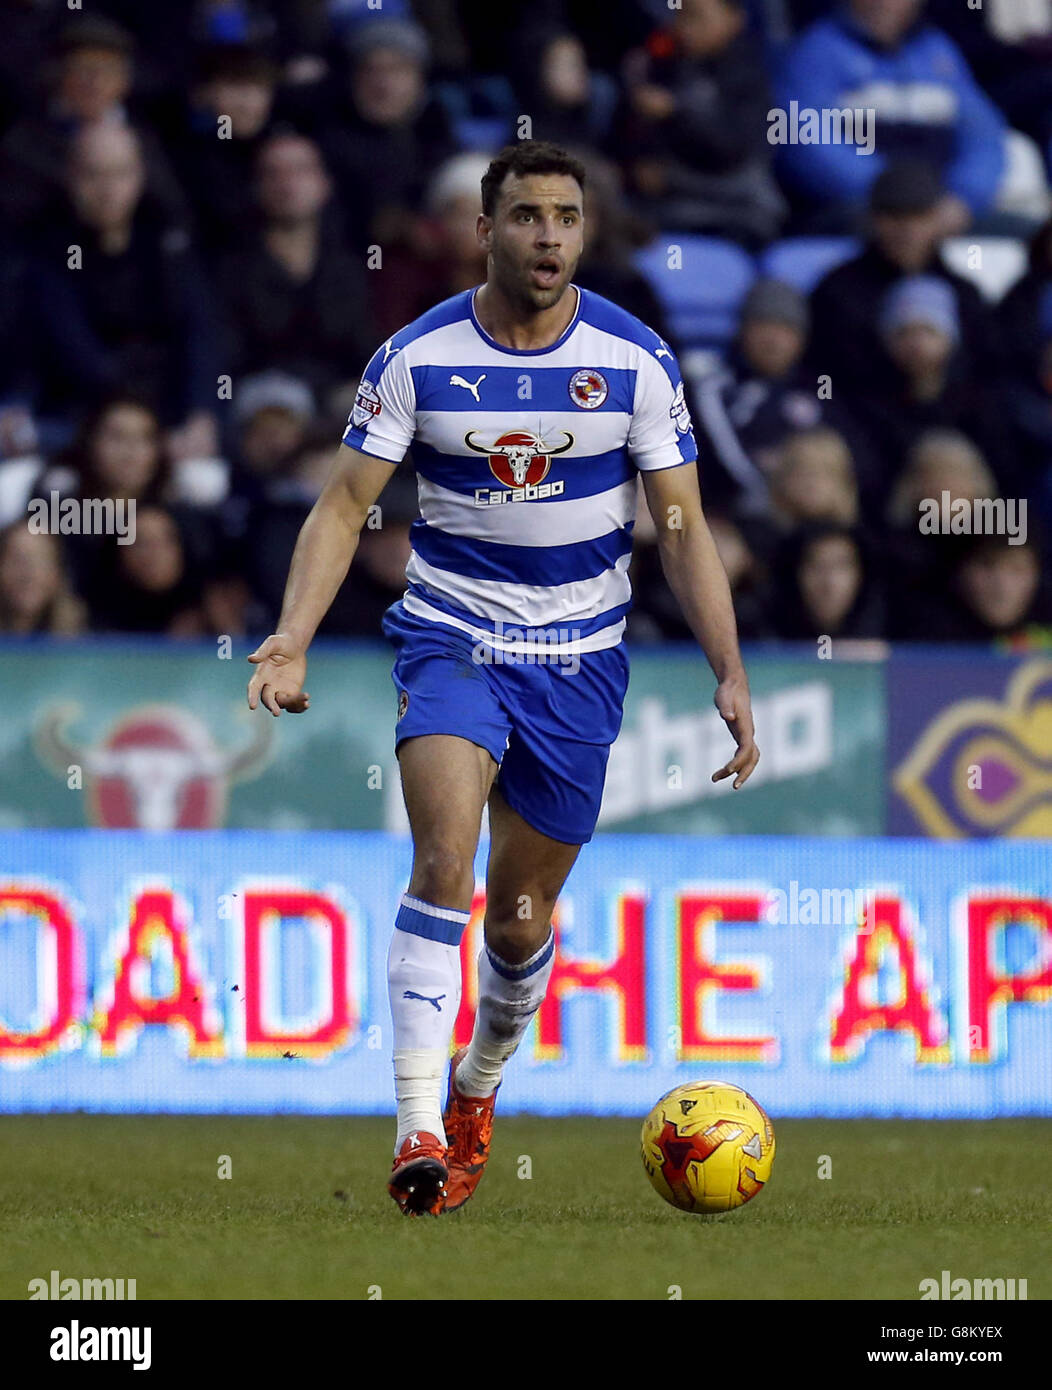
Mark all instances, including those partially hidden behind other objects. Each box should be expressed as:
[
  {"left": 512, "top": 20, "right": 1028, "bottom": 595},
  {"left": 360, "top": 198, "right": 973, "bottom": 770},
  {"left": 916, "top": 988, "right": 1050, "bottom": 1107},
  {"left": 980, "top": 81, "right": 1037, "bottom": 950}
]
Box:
[{"left": 481, "top": 172, "right": 584, "bottom": 313}]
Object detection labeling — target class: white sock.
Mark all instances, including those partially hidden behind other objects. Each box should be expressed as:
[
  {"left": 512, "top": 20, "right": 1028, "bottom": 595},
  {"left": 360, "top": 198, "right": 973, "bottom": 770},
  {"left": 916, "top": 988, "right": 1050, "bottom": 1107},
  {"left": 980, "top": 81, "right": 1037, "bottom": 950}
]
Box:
[
  {"left": 388, "top": 893, "right": 469, "bottom": 1151},
  {"left": 456, "top": 930, "right": 555, "bottom": 1099}
]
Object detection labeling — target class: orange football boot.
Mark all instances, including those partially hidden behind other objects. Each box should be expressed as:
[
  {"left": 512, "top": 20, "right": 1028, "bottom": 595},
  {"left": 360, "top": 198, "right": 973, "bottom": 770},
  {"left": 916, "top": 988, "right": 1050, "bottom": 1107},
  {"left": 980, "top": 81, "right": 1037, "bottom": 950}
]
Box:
[
  {"left": 442, "top": 1046, "right": 499, "bottom": 1212},
  {"left": 387, "top": 1130, "right": 448, "bottom": 1216}
]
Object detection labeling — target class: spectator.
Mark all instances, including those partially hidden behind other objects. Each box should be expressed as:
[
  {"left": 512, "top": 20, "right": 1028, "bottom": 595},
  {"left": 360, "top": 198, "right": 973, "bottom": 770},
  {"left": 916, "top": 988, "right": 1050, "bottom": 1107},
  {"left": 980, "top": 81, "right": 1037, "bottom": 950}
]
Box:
[
  {"left": 87, "top": 504, "right": 211, "bottom": 635},
  {"left": 219, "top": 131, "right": 375, "bottom": 405},
  {"left": 769, "top": 522, "right": 885, "bottom": 640},
  {"left": 1002, "top": 287, "right": 1052, "bottom": 532},
  {"left": 509, "top": 27, "right": 617, "bottom": 153},
  {"left": 694, "top": 278, "right": 873, "bottom": 514},
  {"left": 808, "top": 161, "right": 999, "bottom": 402},
  {"left": 371, "top": 152, "right": 491, "bottom": 341},
  {"left": 65, "top": 396, "right": 171, "bottom": 506},
  {"left": 0, "top": 14, "right": 189, "bottom": 232},
  {"left": 315, "top": 17, "right": 458, "bottom": 251},
  {"left": 884, "top": 428, "right": 1002, "bottom": 635},
  {"left": 244, "top": 425, "right": 417, "bottom": 636},
  {"left": 761, "top": 426, "right": 861, "bottom": 550},
  {"left": 169, "top": 45, "right": 281, "bottom": 254},
  {"left": 775, "top": 0, "right": 1008, "bottom": 232},
  {"left": 618, "top": 0, "right": 786, "bottom": 247},
  {"left": 0, "top": 227, "right": 38, "bottom": 433},
  {"left": 851, "top": 275, "right": 1008, "bottom": 487},
  {"left": 630, "top": 508, "right": 769, "bottom": 642},
  {"left": 936, "top": 534, "right": 1052, "bottom": 647},
  {"left": 46, "top": 395, "right": 170, "bottom": 607},
  {"left": 233, "top": 371, "right": 317, "bottom": 486},
  {"left": 926, "top": 0, "right": 1052, "bottom": 158},
  {"left": 340, "top": 473, "right": 418, "bottom": 635},
  {"left": 997, "top": 215, "right": 1052, "bottom": 377},
  {"left": 0, "top": 524, "right": 86, "bottom": 635},
  {"left": 32, "top": 123, "right": 219, "bottom": 450}
]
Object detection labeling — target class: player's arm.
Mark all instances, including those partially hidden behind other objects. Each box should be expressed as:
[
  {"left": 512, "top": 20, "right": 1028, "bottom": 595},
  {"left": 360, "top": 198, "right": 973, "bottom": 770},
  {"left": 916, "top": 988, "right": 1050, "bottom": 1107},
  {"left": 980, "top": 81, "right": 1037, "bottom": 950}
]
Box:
[
  {"left": 641, "top": 464, "right": 759, "bottom": 788},
  {"left": 247, "top": 443, "right": 396, "bottom": 716}
]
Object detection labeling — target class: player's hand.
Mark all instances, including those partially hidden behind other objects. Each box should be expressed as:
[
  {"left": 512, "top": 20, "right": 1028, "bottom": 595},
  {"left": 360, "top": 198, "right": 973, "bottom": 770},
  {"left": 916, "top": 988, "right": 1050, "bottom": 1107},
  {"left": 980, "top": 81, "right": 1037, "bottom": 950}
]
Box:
[
  {"left": 711, "top": 673, "right": 759, "bottom": 790},
  {"left": 247, "top": 634, "right": 310, "bottom": 716}
]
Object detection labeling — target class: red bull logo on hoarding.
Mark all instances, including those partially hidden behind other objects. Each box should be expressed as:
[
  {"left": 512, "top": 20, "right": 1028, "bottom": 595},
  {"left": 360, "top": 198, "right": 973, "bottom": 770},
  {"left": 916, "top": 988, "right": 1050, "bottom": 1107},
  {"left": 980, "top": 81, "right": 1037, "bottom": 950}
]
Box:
[{"left": 35, "top": 704, "right": 271, "bottom": 830}]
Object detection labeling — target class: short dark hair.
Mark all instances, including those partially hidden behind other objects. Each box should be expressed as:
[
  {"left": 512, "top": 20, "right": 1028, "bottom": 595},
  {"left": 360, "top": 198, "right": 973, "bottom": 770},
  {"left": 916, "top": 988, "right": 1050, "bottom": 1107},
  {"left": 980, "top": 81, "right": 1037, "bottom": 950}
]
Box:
[
  {"left": 196, "top": 43, "right": 278, "bottom": 88},
  {"left": 480, "top": 141, "right": 586, "bottom": 218}
]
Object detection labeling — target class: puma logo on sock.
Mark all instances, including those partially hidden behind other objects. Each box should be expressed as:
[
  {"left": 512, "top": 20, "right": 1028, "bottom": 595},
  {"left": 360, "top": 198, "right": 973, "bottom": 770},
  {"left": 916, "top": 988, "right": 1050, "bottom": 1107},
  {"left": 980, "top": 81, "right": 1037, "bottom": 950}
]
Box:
[{"left": 403, "top": 990, "right": 446, "bottom": 1011}]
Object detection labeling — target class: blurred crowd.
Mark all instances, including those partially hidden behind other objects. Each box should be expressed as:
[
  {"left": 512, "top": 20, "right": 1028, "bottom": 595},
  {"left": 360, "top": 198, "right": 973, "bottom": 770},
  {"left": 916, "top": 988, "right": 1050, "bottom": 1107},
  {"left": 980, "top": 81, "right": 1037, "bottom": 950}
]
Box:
[{"left": 1, "top": 0, "right": 1051, "bottom": 649}]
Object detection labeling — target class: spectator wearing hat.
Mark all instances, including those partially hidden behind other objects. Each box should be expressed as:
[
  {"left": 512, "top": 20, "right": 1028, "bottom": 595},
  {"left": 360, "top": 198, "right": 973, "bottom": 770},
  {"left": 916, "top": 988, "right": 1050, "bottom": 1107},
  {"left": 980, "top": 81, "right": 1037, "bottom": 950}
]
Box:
[
  {"left": 693, "top": 279, "right": 875, "bottom": 517},
  {"left": 0, "top": 15, "right": 189, "bottom": 232},
  {"left": 617, "top": 0, "right": 786, "bottom": 248},
  {"left": 849, "top": 275, "right": 1009, "bottom": 488},
  {"left": 31, "top": 123, "right": 219, "bottom": 451},
  {"left": 218, "top": 131, "right": 376, "bottom": 407},
  {"left": 808, "top": 161, "right": 1000, "bottom": 403},
  {"left": 312, "top": 17, "right": 458, "bottom": 251},
  {"left": 232, "top": 371, "right": 317, "bottom": 482},
  {"left": 774, "top": 0, "right": 1008, "bottom": 233}
]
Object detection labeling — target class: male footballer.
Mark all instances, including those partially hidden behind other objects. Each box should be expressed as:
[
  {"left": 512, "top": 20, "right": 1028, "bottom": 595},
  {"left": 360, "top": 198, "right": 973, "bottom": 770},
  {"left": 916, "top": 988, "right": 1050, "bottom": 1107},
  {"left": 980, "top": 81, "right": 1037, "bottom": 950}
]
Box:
[{"left": 247, "top": 140, "right": 759, "bottom": 1216}]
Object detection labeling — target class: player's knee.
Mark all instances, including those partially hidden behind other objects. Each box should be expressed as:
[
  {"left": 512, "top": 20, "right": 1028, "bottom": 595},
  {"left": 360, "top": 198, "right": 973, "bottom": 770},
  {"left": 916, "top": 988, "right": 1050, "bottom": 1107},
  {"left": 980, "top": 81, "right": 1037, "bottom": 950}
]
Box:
[
  {"left": 410, "top": 842, "right": 474, "bottom": 908},
  {"left": 484, "top": 902, "right": 553, "bottom": 964}
]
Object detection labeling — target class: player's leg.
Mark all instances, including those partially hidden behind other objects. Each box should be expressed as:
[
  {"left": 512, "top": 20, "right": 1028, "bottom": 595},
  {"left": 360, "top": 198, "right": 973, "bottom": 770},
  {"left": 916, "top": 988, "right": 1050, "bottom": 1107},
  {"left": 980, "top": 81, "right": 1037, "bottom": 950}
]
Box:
[
  {"left": 461, "top": 783, "right": 579, "bottom": 1084},
  {"left": 442, "top": 785, "right": 582, "bottom": 1211},
  {"left": 441, "top": 641, "right": 628, "bottom": 1211},
  {"left": 386, "top": 733, "right": 497, "bottom": 1214}
]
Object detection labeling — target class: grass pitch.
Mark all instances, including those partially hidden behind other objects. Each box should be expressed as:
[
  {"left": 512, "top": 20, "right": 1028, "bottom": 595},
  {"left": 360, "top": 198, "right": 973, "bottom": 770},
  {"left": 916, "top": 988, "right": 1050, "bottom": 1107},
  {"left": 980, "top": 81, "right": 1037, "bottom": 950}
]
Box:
[{"left": 1, "top": 1116, "right": 1048, "bottom": 1301}]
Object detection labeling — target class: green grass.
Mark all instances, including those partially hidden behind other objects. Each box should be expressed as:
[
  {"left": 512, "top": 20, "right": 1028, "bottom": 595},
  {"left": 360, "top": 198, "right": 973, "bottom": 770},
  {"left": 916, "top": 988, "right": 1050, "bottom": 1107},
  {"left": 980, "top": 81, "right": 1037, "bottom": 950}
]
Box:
[{"left": 0, "top": 1116, "right": 1048, "bottom": 1300}]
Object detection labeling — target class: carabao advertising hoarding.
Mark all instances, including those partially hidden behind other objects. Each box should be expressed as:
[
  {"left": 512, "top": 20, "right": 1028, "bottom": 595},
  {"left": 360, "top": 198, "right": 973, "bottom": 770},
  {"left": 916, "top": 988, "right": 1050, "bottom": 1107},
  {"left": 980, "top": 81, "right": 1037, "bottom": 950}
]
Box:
[{"left": 0, "top": 639, "right": 884, "bottom": 836}]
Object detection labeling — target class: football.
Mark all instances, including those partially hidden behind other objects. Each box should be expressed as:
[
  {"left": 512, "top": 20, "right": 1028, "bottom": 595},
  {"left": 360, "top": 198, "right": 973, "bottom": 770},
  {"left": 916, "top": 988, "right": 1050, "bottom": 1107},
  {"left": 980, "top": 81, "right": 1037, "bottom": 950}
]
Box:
[{"left": 640, "top": 1081, "right": 776, "bottom": 1214}]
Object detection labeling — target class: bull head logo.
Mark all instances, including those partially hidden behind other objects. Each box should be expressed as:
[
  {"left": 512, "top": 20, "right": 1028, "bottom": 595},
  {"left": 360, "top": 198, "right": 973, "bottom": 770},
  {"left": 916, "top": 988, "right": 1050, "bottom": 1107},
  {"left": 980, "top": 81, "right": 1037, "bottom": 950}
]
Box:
[
  {"left": 464, "top": 429, "right": 574, "bottom": 488},
  {"left": 35, "top": 703, "right": 273, "bottom": 830}
]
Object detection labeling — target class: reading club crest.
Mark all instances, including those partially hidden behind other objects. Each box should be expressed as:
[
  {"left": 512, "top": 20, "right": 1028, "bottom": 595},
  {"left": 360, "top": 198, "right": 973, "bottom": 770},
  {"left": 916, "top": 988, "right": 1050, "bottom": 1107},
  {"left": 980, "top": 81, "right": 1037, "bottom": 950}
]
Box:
[{"left": 569, "top": 369, "right": 608, "bottom": 409}]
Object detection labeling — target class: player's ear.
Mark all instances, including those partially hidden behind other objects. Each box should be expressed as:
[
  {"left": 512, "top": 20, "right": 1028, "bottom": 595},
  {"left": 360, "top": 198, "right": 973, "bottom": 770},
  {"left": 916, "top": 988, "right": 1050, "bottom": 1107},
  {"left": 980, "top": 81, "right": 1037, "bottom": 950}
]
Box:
[{"left": 477, "top": 213, "right": 492, "bottom": 251}]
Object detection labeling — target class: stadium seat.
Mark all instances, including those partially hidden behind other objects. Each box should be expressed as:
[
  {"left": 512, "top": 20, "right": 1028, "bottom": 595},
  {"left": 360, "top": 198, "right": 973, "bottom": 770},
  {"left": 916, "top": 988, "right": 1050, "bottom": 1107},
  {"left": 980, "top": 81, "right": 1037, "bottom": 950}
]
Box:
[
  {"left": 455, "top": 117, "right": 510, "bottom": 152},
  {"left": 756, "top": 236, "right": 861, "bottom": 293},
  {"left": 940, "top": 236, "right": 1029, "bottom": 302},
  {"left": 633, "top": 235, "right": 757, "bottom": 350}
]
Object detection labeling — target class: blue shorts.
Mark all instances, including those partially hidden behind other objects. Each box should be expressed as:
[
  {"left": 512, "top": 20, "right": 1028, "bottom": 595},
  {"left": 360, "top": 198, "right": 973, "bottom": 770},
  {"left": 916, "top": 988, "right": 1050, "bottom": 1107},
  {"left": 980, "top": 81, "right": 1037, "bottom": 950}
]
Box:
[{"left": 382, "top": 601, "right": 630, "bottom": 844}]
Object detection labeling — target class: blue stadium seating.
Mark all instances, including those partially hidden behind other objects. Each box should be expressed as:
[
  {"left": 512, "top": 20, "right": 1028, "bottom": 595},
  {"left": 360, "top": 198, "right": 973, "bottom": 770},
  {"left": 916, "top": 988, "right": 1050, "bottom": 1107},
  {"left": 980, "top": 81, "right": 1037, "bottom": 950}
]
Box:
[
  {"left": 757, "top": 236, "right": 861, "bottom": 292},
  {"left": 633, "top": 235, "right": 757, "bottom": 350}
]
